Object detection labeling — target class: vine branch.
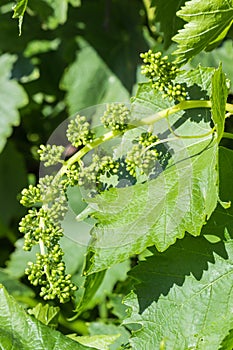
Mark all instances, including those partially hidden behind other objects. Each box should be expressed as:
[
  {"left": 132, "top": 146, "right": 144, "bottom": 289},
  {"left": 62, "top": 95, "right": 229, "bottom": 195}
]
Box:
[{"left": 60, "top": 100, "right": 233, "bottom": 175}]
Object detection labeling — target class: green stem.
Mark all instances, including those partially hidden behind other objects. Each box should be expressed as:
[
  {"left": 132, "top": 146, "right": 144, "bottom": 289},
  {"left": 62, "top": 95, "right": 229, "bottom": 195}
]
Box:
[
  {"left": 58, "top": 314, "right": 89, "bottom": 335},
  {"left": 222, "top": 132, "right": 233, "bottom": 140},
  {"left": 58, "top": 99, "right": 232, "bottom": 177},
  {"left": 39, "top": 218, "right": 53, "bottom": 286},
  {"left": 139, "top": 100, "right": 212, "bottom": 125},
  {"left": 59, "top": 129, "right": 128, "bottom": 177}
]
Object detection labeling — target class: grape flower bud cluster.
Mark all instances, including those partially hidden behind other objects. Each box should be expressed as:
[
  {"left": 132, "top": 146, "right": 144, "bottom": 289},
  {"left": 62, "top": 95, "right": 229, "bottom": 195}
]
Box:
[
  {"left": 101, "top": 103, "right": 130, "bottom": 131},
  {"left": 140, "top": 50, "right": 186, "bottom": 100},
  {"left": 19, "top": 176, "right": 77, "bottom": 303},
  {"left": 125, "top": 132, "right": 159, "bottom": 177}
]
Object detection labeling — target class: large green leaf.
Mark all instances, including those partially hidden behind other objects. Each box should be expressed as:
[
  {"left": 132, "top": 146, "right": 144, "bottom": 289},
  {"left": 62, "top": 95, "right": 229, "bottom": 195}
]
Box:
[
  {"left": 84, "top": 135, "right": 218, "bottom": 274},
  {"left": 0, "top": 285, "right": 93, "bottom": 349},
  {"left": 83, "top": 67, "right": 219, "bottom": 274},
  {"left": 123, "top": 146, "right": 233, "bottom": 349},
  {"left": 60, "top": 42, "right": 129, "bottom": 115},
  {"left": 0, "top": 54, "right": 28, "bottom": 153},
  {"left": 123, "top": 237, "right": 233, "bottom": 349},
  {"left": 173, "top": 0, "right": 233, "bottom": 63}
]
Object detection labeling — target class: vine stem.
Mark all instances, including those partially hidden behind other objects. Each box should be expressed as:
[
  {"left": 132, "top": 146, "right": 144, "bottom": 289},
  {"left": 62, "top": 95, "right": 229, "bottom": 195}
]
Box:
[
  {"left": 58, "top": 99, "right": 233, "bottom": 176},
  {"left": 58, "top": 130, "right": 126, "bottom": 177},
  {"left": 223, "top": 132, "right": 233, "bottom": 140},
  {"left": 139, "top": 100, "right": 212, "bottom": 125}
]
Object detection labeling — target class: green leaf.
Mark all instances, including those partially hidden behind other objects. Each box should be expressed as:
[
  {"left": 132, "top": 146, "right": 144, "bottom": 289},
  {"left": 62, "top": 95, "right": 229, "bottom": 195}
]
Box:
[
  {"left": 85, "top": 261, "right": 130, "bottom": 311},
  {"left": 60, "top": 42, "right": 129, "bottom": 115},
  {"left": 0, "top": 285, "right": 93, "bottom": 349},
  {"left": 151, "top": 0, "right": 186, "bottom": 47},
  {"left": 68, "top": 334, "right": 120, "bottom": 350},
  {"left": 202, "top": 147, "right": 233, "bottom": 240},
  {"left": 0, "top": 54, "right": 28, "bottom": 153},
  {"left": 0, "top": 269, "right": 34, "bottom": 299},
  {"left": 88, "top": 322, "right": 130, "bottom": 350},
  {"left": 92, "top": 260, "right": 130, "bottom": 307},
  {"left": 189, "top": 40, "right": 233, "bottom": 93},
  {"left": 12, "top": 0, "right": 28, "bottom": 35},
  {"left": 68, "top": 0, "right": 81, "bottom": 6},
  {"left": 24, "top": 38, "right": 61, "bottom": 57},
  {"left": 83, "top": 66, "right": 219, "bottom": 274},
  {"left": 173, "top": 0, "right": 233, "bottom": 63},
  {"left": 74, "top": 257, "right": 130, "bottom": 315},
  {"left": 211, "top": 64, "right": 228, "bottom": 142},
  {"left": 107, "top": 294, "right": 128, "bottom": 320},
  {"left": 73, "top": 1, "right": 147, "bottom": 90},
  {"left": 85, "top": 135, "right": 218, "bottom": 274},
  {"left": 220, "top": 329, "right": 233, "bottom": 349},
  {"left": 178, "top": 65, "right": 215, "bottom": 98},
  {"left": 123, "top": 237, "right": 233, "bottom": 349},
  {"left": 29, "top": 0, "right": 75, "bottom": 30},
  {"left": 73, "top": 268, "right": 106, "bottom": 316},
  {"left": 28, "top": 303, "right": 60, "bottom": 328}
]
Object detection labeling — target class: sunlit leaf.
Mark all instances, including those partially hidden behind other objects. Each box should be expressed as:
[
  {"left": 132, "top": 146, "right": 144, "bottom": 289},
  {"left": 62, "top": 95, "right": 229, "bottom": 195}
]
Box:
[
  {"left": 123, "top": 237, "right": 233, "bottom": 349},
  {"left": 0, "top": 285, "right": 93, "bottom": 349},
  {"left": 12, "top": 0, "right": 28, "bottom": 35},
  {"left": 173, "top": 0, "right": 233, "bottom": 63},
  {"left": 84, "top": 66, "right": 219, "bottom": 274}
]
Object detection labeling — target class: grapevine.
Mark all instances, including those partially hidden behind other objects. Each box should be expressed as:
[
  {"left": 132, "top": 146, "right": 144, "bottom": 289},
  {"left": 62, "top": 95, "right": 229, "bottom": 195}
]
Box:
[
  {"left": 18, "top": 50, "right": 233, "bottom": 304},
  {"left": 3, "top": 1, "right": 233, "bottom": 348}
]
